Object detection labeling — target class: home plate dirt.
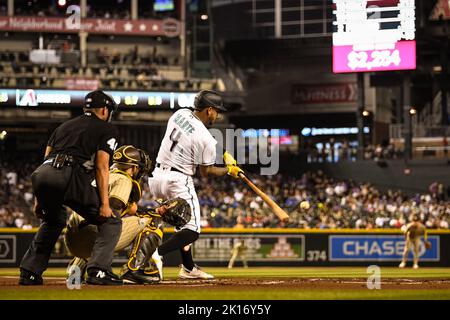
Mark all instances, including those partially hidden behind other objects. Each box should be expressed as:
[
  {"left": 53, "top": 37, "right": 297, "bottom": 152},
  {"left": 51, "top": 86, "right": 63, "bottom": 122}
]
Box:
[{"left": 1, "top": 276, "right": 450, "bottom": 290}]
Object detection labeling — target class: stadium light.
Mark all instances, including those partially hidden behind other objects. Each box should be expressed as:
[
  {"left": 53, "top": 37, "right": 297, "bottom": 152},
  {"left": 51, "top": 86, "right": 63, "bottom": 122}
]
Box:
[
  {"left": 433, "top": 65, "right": 442, "bottom": 73},
  {"left": 200, "top": 14, "right": 208, "bottom": 21},
  {"left": 409, "top": 107, "right": 417, "bottom": 115}
]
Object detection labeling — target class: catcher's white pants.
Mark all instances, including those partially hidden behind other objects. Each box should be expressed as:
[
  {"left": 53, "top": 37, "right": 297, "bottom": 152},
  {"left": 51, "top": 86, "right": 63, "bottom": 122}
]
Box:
[
  {"left": 401, "top": 237, "right": 421, "bottom": 266},
  {"left": 148, "top": 166, "right": 200, "bottom": 233}
]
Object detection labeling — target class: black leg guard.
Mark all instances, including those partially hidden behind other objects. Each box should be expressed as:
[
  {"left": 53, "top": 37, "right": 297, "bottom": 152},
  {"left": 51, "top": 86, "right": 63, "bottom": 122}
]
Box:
[
  {"left": 121, "top": 227, "right": 163, "bottom": 284},
  {"left": 127, "top": 227, "right": 163, "bottom": 271}
]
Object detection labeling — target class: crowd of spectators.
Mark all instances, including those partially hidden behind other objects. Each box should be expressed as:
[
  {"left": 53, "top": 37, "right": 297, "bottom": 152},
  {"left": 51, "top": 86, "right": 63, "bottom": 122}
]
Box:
[
  {"left": 140, "top": 170, "right": 450, "bottom": 230},
  {"left": 0, "top": 154, "right": 39, "bottom": 228},
  {"left": 0, "top": 46, "right": 212, "bottom": 91},
  {"left": 2, "top": 152, "right": 449, "bottom": 230}
]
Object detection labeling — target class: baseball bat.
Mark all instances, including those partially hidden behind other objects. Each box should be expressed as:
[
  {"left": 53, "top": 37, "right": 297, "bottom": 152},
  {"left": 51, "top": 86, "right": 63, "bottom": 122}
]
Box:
[{"left": 238, "top": 172, "right": 290, "bottom": 222}]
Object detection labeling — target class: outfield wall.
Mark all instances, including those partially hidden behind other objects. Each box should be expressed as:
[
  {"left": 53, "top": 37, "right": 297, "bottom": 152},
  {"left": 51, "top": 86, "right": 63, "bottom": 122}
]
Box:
[{"left": 0, "top": 228, "right": 449, "bottom": 268}]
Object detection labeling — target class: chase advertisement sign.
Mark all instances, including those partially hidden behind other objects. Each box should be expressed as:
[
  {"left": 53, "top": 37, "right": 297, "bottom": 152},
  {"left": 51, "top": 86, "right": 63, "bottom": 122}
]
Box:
[{"left": 329, "top": 235, "right": 440, "bottom": 261}]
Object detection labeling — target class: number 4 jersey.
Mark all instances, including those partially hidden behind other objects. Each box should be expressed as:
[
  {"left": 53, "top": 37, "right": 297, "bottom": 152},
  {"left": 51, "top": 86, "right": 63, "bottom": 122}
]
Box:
[{"left": 156, "top": 108, "right": 217, "bottom": 176}]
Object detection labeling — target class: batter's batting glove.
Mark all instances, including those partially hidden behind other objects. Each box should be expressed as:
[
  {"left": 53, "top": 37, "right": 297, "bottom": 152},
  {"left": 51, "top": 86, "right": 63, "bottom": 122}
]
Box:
[
  {"left": 227, "top": 165, "right": 244, "bottom": 179},
  {"left": 223, "top": 151, "right": 237, "bottom": 166}
]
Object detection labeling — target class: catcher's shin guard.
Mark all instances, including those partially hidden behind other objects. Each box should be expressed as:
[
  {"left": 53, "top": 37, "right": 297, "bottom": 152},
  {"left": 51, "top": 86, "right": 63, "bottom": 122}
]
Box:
[
  {"left": 66, "top": 257, "right": 88, "bottom": 285},
  {"left": 127, "top": 227, "right": 163, "bottom": 271}
]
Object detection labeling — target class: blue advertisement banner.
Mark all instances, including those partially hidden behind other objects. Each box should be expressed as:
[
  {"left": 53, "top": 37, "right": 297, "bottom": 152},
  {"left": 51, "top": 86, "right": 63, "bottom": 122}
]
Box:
[{"left": 329, "top": 235, "right": 440, "bottom": 261}]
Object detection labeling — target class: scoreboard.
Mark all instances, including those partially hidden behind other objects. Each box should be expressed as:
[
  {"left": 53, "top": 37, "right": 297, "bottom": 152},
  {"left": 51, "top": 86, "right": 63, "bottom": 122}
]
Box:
[{"left": 332, "top": 0, "right": 416, "bottom": 73}]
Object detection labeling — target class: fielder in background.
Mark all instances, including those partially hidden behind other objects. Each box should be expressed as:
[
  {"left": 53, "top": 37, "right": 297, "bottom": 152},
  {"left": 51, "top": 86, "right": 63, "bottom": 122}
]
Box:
[
  {"left": 64, "top": 145, "right": 191, "bottom": 284},
  {"left": 399, "top": 213, "right": 432, "bottom": 269},
  {"left": 228, "top": 238, "right": 248, "bottom": 269},
  {"left": 149, "top": 90, "right": 244, "bottom": 280}
]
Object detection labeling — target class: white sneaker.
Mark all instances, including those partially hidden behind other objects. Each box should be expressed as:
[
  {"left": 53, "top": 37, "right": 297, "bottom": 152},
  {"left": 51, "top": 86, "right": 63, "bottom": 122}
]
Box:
[
  {"left": 178, "top": 265, "right": 214, "bottom": 280},
  {"left": 151, "top": 249, "right": 163, "bottom": 280},
  {"left": 413, "top": 264, "right": 419, "bottom": 269},
  {"left": 399, "top": 261, "right": 406, "bottom": 268}
]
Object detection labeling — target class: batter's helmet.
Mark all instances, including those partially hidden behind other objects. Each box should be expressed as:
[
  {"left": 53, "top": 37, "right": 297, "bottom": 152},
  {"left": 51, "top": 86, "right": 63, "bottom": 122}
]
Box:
[
  {"left": 113, "top": 145, "right": 152, "bottom": 179},
  {"left": 194, "top": 90, "right": 227, "bottom": 112},
  {"left": 85, "top": 90, "right": 118, "bottom": 116}
]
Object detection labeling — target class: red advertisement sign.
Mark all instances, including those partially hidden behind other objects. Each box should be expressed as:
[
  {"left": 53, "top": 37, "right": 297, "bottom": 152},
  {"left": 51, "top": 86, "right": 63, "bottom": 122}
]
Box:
[
  {"left": 0, "top": 16, "right": 180, "bottom": 37},
  {"left": 291, "top": 83, "right": 357, "bottom": 105}
]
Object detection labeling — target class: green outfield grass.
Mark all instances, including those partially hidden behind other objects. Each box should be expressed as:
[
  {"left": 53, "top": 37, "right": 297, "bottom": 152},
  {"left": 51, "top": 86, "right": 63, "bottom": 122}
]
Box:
[{"left": 1, "top": 267, "right": 450, "bottom": 300}]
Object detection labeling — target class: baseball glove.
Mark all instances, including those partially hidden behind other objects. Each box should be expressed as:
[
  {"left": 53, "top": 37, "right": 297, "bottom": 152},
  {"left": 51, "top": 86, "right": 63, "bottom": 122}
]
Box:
[
  {"left": 425, "top": 240, "right": 432, "bottom": 250},
  {"left": 160, "top": 197, "right": 191, "bottom": 228}
]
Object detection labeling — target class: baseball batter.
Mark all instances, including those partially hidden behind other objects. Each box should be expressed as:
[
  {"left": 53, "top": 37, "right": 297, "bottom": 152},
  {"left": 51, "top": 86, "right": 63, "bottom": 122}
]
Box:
[
  {"left": 65, "top": 145, "right": 191, "bottom": 284},
  {"left": 149, "top": 90, "right": 244, "bottom": 279},
  {"left": 399, "top": 213, "right": 430, "bottom": 269}
]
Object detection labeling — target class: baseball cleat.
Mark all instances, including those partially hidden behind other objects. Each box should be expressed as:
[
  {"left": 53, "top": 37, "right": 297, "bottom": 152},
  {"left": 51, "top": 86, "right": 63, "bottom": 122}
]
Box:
[
  {"left": 178, "top": 265, "right": 214, "bottom": 280},
  {"left": 398, "top": 261, "right": 406, "bottom": 268},
  {"left": 86, "top": 268, "right": 123, "bottom": 286},
  {"left": 121, "top": 269, "right": 161, "bottom": 285},
  {"left": 413, "top": 264, "right": 419, "bottom": 269},
  {"left": 18, "top": 268, "right": 43, "bottom": 286}
]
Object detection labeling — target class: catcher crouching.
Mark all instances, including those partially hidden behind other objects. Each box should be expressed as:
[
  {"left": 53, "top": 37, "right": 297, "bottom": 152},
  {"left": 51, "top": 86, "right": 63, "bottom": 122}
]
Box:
[{"left": 64, "top": 145, "right": 191, "bottom": 284}]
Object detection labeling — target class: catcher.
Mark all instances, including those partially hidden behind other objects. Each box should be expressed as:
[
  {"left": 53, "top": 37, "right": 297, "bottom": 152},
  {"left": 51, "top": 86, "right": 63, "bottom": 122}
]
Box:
[
  {"left": 399, "top": 213, "right": 431, "bottom": 269},
  {"left": 64, "top": 145, "right": 191, "bottom": 284}
]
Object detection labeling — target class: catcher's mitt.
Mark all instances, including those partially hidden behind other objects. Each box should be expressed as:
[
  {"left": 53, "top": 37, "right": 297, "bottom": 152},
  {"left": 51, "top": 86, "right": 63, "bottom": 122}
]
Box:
[
  {"left": 425, "top": 240, "right": 432, "bottom": 250},
  {"left": 160, "top": 197, "right": 191, "bottom": 228}
]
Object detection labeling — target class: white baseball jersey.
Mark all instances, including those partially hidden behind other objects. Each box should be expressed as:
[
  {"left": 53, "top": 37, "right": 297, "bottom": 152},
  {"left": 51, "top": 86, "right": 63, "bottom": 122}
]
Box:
[
  {"left": 156, "top": 108, "right": 217, "bottom": 176},
  {"left": 150, "top": 108, "right": 217, "bottom": 233}
]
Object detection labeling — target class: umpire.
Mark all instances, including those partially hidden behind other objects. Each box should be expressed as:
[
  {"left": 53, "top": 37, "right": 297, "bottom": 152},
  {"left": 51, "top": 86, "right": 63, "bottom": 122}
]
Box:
[{"left": 19, "top": 90, "right": 123, "bottom": 286}]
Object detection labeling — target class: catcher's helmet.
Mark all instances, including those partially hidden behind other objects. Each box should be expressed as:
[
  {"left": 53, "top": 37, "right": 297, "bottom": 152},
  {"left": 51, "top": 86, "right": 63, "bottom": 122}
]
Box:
[
  {"left": 85, "top": 90, "right": 118, "bottom": 120},
  {"left": 194, "top": 90, "right": 227, "bottom": 112},
  {"left": 113, "top": 145, "right": 152, "bottom": 179}
]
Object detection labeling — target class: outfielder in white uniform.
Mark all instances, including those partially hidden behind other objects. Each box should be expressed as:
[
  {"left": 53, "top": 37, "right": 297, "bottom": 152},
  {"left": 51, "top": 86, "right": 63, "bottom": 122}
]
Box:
[{"left": 149, "top": 90, "right": 244, "bottom": 279}]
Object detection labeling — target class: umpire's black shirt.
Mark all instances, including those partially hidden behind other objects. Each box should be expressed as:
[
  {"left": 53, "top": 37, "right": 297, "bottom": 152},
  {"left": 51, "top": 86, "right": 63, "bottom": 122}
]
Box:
[
  {"left": 44, "top": 111, "right": 119, "bottom": 218},
  {"left": 47, "top": 111, "right": 118, "bottom": 169}
]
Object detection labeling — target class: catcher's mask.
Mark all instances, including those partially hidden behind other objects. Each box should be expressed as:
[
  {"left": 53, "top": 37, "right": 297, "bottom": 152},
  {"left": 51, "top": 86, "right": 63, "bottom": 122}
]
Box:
[
  {"left": 84, "top": 90, "right": 118, "bottom": 122},
  {"left": 113, "top": 145, "right": 152, "bottom": 180}
]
